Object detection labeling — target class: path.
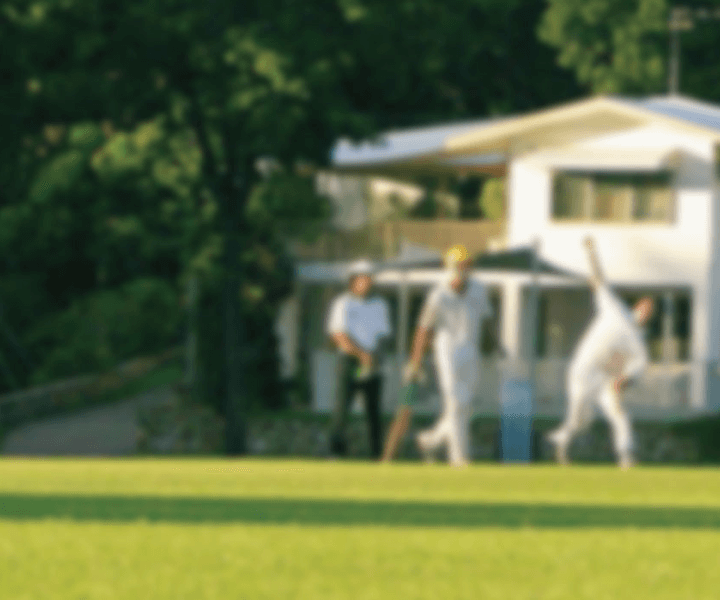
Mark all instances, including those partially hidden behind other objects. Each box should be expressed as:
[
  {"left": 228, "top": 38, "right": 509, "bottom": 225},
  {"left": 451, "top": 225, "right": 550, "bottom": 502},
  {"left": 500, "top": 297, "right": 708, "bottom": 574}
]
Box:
[{"left": 1, "top": 386, "right": 175, "bottom": 456}]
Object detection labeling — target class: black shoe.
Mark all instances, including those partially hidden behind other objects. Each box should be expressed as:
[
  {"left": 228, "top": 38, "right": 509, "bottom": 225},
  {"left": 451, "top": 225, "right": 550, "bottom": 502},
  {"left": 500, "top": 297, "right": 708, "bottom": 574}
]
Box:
[{"left": 330, "top": 436, "right": 347, "bottom": 458}]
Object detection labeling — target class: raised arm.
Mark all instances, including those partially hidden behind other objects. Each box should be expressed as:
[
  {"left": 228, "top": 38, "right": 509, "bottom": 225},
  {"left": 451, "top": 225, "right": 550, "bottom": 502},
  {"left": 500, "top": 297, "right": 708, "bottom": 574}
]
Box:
[{"left": 584, "top": 236, "right": 606, "bottom": 289}]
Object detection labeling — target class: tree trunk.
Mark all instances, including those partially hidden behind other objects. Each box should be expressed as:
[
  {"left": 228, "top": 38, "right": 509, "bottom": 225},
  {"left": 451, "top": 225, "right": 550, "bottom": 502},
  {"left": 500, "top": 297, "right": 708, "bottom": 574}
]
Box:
[
  {"left": 219, "top": 163, "right": 249, "bottom": 454},
  {"left": 220, "top": 155, "right": 258, "bottom": 455},
  {"left": 223, "top": 223, "right": 247, "bottom": 454}
]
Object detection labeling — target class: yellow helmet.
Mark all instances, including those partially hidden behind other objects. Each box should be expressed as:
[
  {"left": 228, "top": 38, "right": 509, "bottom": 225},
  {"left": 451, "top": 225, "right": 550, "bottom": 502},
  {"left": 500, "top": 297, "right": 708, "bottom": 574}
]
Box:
[{"left": 444, "top": 244, "right": 470, "bottom": 268}]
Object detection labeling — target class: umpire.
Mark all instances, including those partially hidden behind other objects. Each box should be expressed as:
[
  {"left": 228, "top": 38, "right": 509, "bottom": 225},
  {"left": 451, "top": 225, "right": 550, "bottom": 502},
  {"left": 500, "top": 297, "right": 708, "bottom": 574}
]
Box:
[{"left": 326, "top": 259, "right": 392, "bottom": 459}]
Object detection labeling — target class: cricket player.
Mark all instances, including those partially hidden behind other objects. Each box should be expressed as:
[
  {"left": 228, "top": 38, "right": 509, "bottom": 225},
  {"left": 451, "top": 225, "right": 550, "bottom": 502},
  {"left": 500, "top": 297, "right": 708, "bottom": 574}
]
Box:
[
  {"left": 547, "top": 237, "right": 654, "bottom": 470},
  {"left": 402, "top": 244, "right": 502, "bottom": 467},
  {"left": 327, "top": 259, "right": 392, "bottom": 459}
]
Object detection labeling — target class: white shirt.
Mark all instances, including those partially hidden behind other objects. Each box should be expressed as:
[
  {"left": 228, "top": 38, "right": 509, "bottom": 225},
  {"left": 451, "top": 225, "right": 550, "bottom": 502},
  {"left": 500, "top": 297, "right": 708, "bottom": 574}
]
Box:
[
  {"left": 326, "top": 292, "right": 391, "bottom": 353},
  {"left": 419, "top": 278, "right": 493, "bottom": 380},
  {"left": 569, "top": 285, "right": 649, "bottom": 387},
  {"left": 419, "top": 279, "right": 493, "bottom": 347}
]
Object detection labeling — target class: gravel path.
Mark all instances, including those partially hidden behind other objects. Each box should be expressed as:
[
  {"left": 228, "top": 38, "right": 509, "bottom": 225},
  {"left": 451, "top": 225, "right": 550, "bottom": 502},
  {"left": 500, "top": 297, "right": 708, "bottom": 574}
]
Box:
[{"left": 1, "top": 386, "right": 175, "bottom": 456}]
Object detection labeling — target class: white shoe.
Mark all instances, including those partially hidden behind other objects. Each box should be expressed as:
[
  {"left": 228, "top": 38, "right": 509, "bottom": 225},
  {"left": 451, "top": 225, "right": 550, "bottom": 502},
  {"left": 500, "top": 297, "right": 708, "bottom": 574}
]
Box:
[
  {"left": 619, "top": 455, "right": 636, "bottom": 471},
  {"left": 546, "top": 430, "right": 569, "bottom": 465},
  {"left": 415, "top": 432, "right": 435, "bottom": 463}
]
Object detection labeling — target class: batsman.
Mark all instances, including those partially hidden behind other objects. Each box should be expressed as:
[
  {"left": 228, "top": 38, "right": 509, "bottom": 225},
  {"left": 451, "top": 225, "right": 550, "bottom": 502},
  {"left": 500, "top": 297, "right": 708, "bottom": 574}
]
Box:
[{"left": 382, "top": 244, "right": 503, "bottom": 466}]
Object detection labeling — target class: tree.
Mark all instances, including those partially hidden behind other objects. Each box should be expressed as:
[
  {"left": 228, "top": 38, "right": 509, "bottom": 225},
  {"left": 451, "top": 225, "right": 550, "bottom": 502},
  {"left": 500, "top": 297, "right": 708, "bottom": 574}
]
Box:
[
  {"left": 478, "top": 178, "right": 505, "bottom": 220},
  {"left": 538, "top": 0, "right": 669, "bottom": 94},
  {"left": 668, "top": 1, "right": 720, "bottom": 100},
  {"left": 1, "top": 0, "right": 585, "bottom": 452}
]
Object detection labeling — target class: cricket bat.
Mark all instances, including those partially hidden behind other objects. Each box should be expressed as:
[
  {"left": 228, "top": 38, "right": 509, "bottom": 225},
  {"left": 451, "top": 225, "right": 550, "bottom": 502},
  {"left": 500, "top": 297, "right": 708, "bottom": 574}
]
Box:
[{"left": 381, "top": 381, "right": 419, "bottom": 462}]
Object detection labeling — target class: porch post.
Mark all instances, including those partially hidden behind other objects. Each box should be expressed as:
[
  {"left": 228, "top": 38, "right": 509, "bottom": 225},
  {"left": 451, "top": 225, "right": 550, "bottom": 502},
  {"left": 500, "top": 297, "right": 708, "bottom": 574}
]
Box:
[
  {"left": 500, "top": 280, "right": 523, "bottom": 365},
  {"left": 398, "top": 276, "right": 410, "bottom": 360},
  {"left": 662, "top": 291, "right": 675, "bottom": 363},
  {"left": 395, "top": 275, "right": 410, "bottom": 415},
  {"left": 661, "top": 291, "right": 675, "bottom": 408}
]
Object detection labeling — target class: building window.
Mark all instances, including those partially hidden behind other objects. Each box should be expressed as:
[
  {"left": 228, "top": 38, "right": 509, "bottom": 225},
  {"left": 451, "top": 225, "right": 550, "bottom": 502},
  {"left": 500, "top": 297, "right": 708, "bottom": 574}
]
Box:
[
  {"left": 552, "top": 172, "right": 674, "bottom": 223},
  {"left": 535, "top": 287, "right": 691, "bottom": 363},
  {"left": 534, "top": 288, "right": 593, "bottom": 359},
  {"left": 617, "top": 289, "right": 692, "bottom": 363},
  {"left": 479, "top": 287, "right": 502, "bottom": 357}
]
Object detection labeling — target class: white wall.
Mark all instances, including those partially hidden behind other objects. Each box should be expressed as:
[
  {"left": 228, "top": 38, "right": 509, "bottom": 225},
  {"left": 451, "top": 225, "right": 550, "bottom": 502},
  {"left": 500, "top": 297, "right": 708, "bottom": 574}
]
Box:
[
  {"left": 509, "top": 124, "right": 714, "bottom": 287},
  {"left": 274, "top": 294, "right": 299, "bottom": 379},
  {"left": 507, "top": 123, "right": 718, "bottom": 408}
]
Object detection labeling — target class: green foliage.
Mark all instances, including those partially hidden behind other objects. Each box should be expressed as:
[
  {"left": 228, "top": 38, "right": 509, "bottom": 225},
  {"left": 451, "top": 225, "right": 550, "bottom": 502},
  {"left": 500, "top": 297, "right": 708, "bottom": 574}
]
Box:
[
  {"left": 68, "top": 122, "right": 104, "bottom": 151},
  {"left": 246, "top": 172, "right": 334, "bottom": 243},
  {"left": 195, "top": 236, "right": 294, "bottom": 415},
  {"left": 387, "top": 192, "right": 411, "bottom": 220},
  {"left": 26, "top": 278, "right": 181, "bottom": 384},
  {"left": 0, "top": 0, "right": 583, "bottom": 428},
  {"left": 479, "top": 177, "right": 506, "bottom": 220},
  {"left": 538, "top": 0, "right": 668, "bottom": 93},
  {"left": 407, "top": 191, "right": 440, "bottom": 218},
  {"left": 673, "top": 414, "right": 720, "bottom": 464},
  {"left": 29, "top": 150, "right": 86, "bottom": 204}
]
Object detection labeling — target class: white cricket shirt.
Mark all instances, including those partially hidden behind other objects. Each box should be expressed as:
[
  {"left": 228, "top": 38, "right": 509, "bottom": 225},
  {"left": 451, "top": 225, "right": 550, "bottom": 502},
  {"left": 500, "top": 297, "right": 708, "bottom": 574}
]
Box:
[
  {"left": 419, "top": 278, "right": 493, "bottom": 348},
  {"left": 569, "top": 285, "right": 649, "bottom": 389},
  {"left": 326, "top": 292, "right": 391, "bottom": 353},
  {"left": 418, "top": 279, "right": 493, "bottom": 396}
]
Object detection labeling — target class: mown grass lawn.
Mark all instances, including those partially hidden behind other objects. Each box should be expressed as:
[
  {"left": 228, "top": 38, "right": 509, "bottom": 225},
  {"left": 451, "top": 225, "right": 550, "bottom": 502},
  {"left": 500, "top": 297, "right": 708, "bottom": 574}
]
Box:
[{"left": 1, "top": 459, "right": 719, "bottom": 599}]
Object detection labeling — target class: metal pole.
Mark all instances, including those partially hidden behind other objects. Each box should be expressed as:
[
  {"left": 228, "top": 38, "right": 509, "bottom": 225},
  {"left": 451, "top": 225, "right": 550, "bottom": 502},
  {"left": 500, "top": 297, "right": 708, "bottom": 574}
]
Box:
[
  {"left": 397, "top": 274, "right": 410, "bottom": 413},
  {"left": 668, "top": 26, "right": 680, "bottom": 95},
  {"left": 662, "top": 291, "right": 675, "bottom": 408},
  {"left": 398, "top": 276, "right": 409, "bottom": 361},
  {"left": 527, "top": 238, "right": 542, "bottom": 377}
]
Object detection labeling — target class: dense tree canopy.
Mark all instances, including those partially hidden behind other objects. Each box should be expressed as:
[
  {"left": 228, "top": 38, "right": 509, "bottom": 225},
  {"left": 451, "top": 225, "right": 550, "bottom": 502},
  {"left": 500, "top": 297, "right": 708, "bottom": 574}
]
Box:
[
  {"left": 9, "top": 0, "right": 686, "bottom": 452},
  {"left": 538, "top": 0, "right": 668, "bottom": 94},
  {"left": 539, "top": 0, "right": 720, "bottom": 98}
]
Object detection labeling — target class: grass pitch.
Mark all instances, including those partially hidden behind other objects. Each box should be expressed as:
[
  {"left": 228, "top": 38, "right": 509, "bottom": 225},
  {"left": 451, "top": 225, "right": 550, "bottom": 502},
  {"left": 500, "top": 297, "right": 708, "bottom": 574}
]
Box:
[{"left": 1, "top": 459, "right": 719, "bottom": 599}]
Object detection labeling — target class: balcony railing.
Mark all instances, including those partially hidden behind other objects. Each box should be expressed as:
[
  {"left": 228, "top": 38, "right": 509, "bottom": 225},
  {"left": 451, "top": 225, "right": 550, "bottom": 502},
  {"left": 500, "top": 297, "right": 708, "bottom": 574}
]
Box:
[
  {"left": 290, "top": 219, "right": 506, "bottom": 261},
  {"left": 311, "top": 351, "right": 698, "bottom": 421}
]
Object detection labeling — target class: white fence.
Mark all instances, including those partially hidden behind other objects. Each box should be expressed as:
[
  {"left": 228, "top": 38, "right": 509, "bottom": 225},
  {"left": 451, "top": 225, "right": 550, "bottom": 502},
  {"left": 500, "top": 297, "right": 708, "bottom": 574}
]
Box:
[{"left": 311, "top": 350, "right": 700, "bottom": 421}]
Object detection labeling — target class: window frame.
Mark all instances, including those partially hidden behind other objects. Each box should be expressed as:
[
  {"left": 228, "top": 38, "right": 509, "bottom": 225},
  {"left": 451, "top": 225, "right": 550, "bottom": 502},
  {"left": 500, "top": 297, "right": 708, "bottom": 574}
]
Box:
[{"left": 551, "top": 170, "right": 677, "bottom": 225}]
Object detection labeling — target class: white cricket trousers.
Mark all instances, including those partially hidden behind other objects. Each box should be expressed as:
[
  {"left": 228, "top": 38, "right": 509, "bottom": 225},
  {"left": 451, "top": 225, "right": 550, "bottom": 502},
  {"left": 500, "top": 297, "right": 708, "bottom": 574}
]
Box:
[
  {"left": 552, "top": 378, "right": 633, "bottom": 461},
  {"left": 419, "top": 391, "right": 472, "bottom": 464},
  {"left": 420, "top": 341, "right": 478, "bottom": 465}
]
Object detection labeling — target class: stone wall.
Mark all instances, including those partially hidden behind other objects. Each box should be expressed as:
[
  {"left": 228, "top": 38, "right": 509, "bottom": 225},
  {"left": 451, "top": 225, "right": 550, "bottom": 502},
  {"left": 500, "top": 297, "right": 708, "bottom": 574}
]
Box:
[
  {"left": 0, "top": 347, "right": 182, "bottom": 429},
  {"left": 137, "top": 401, "right": 701, "bottom": 463}
]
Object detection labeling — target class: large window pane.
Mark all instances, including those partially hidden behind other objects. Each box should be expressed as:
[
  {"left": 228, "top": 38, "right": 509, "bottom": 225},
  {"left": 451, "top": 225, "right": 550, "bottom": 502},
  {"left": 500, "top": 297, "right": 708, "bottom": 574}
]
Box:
[
  {"left": 615, "top": 288, "right": 691, "bottom": 363},
  {"left": 634, "top": 185, "right": 673, "bottom": 221},
  {"left": 594, "top": 177, "right": 632, "bottom": 222},
  {"left": 553, "top": 174, "right": 589, "bottom": 219},
  {"left": 553, "top": 171, "right": 674, "bottom": 223},
  {"left": 537, "top": 288, "right": 593, "bottom": 359}
]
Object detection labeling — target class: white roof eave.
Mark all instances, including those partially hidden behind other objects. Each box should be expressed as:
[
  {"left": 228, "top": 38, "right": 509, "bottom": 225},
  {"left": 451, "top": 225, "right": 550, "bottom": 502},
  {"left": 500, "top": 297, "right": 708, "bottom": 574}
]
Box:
[{"left": 442, "top": 96, "right": 720, "bottom": 158}]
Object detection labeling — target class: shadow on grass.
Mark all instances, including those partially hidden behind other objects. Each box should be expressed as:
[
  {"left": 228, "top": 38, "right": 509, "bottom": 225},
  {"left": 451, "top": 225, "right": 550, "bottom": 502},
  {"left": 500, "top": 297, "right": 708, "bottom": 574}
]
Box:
[{"left": 1, "top": 494, "right": 720, "bottom": 528}]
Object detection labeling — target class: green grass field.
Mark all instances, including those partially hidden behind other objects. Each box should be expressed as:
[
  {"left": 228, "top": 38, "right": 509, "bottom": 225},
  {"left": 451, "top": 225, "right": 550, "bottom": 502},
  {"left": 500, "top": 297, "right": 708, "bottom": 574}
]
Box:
[{"left": 1, "top": 459, "right": 720, "bottom": 599}]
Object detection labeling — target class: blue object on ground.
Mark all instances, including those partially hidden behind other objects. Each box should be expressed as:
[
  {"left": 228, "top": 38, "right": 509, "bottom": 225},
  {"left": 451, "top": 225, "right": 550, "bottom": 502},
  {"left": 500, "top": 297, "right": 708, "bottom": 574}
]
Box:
[{"left": 500, "top": 378, "right": 534, "bottom": 462}]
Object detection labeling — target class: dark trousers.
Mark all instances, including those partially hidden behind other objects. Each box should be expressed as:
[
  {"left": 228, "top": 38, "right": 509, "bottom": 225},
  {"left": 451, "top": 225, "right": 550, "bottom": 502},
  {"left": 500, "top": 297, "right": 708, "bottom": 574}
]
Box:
[{"left": 330, "top": 354, "right": 383, "bottom": 458}]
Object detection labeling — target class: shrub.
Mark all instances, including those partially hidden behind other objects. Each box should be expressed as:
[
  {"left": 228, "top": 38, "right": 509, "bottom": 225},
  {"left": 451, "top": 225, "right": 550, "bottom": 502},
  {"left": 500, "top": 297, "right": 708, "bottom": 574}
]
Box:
[{"left": 26, "top": 277, "right": 181, "bottom": 383}]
